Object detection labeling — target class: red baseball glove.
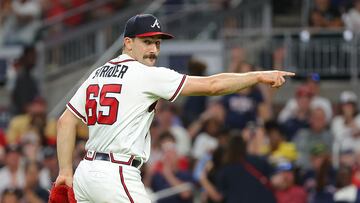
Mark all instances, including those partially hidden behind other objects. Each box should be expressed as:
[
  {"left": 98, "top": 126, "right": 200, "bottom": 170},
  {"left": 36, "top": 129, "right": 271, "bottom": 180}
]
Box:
[{"left": 49, "top": 184, "right": 77, "bottom": 203}]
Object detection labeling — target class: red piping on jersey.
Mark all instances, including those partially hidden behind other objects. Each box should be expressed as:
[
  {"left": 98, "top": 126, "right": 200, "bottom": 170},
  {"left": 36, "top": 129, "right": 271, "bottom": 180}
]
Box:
[
  {"left": 108, "top": 59, "right": 135, "bottom": 65},
  {"left": 169, "top": 75, "right": 187, "bottom": 102},
  {"left": 110, "top": 153, "right": 135, "bottom": 165},
  {"left": 67, "top": 103, "right": 86, "bottom": 123},
  {"left": 119, "top": 166, "right": 135, "bottom": 203}
]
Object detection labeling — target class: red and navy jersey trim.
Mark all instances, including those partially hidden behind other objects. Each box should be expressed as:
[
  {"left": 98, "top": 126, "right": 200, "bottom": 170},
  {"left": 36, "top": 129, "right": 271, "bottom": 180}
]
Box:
[
  {"left": 108, "top": 59, "right": 135, "bottom": 65},
  {"left": 67, "top": 103, "right": 86, "bottom": 123},
  {"left": 169, "top": 74, "right": 187, "bottom": 102}
]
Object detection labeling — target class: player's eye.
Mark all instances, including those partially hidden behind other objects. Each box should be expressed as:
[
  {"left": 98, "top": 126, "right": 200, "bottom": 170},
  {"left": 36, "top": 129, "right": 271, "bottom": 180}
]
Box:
[
  {"left": 144, "top": 40, "right": 151, "bottom": 45},
  {"left": 155, "top": 41, "right": 161, "bottom": 46}
]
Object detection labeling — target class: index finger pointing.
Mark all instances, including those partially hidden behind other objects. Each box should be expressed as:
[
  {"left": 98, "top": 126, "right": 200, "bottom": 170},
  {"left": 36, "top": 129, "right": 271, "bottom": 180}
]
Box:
[{"left": 280, "top": 71, "right": 296, "bottom": 77}]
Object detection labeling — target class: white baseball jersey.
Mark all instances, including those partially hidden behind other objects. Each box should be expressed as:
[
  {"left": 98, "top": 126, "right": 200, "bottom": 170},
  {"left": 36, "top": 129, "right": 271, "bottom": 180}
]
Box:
[{"left": 66, "top": 54, "right": 187, "bottom": 162}]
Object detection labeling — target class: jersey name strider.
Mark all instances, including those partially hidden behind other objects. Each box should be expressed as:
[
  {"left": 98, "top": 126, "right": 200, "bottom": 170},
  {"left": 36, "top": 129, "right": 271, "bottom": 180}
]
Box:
[{"left": 66, "top": 54, "right": 187, "bottom": 162}]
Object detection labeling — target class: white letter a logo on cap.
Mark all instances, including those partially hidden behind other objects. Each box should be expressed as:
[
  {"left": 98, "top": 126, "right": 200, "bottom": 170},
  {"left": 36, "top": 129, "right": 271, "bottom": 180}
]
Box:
[{"left": 151, "top": 19, "right": 160, "bottom": 29}]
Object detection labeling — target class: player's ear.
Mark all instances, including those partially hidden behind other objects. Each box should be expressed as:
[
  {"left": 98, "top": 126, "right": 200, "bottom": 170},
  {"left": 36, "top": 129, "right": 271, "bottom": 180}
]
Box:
[{"left": 123, "top": 37, "right": 134, "bottom": 51}]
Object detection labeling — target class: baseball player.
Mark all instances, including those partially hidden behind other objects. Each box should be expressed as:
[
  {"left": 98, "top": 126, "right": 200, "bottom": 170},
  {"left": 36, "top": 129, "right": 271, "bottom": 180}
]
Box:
[{"left": 54, "top": 14, "right": 295, "bottom": 202}]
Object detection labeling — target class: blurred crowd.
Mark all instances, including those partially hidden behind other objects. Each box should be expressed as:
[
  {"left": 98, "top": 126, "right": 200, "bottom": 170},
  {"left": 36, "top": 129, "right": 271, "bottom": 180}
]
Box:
[
  {"left": 1, "top": 46, "right": 360, "bottom": 203},
  {"left": 138, "top": 56, "right": 360, "bottom": 203},
  {"left": 0, "top": 0, "right": 129, "bottom": 46},
  {"left": 309, "top": 0, "right": 360, "bottom": 31},
  {"left": 222, "top": 0, "right": 360, "bottom": 37},
  {"left": 4, "top": 0, "right": 360, "bottom": 47},
  {"left": 1, "top": 0, "right": 360, "bottom": 203}
]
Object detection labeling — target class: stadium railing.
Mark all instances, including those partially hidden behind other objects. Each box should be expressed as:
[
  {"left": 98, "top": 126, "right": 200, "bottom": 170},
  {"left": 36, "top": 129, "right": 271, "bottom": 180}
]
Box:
[
  {"left": 223, "top": 28, "right": 360, "bottom": 82},
  {"left": 37, "top": 0, "right": 271, "bottom": 75}
]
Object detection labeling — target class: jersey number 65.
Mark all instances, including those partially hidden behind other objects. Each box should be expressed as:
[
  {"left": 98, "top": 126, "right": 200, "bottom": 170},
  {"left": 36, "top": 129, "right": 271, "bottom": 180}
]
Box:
[{"left": 85, "top": 84, "right": 121, "bottom": 125}]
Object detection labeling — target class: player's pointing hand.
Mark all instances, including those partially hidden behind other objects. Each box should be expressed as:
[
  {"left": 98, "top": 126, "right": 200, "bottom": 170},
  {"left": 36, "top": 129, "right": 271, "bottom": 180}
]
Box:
[{"left": 258, "top": 70, "right": 295, "bottom": 88}]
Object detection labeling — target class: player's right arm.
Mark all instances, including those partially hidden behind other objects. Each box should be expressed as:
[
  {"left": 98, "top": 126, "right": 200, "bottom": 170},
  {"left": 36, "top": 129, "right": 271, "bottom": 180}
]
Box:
[
  {"left": 181, "top": 70, "right": 295, "bottom": 96},
  {"left": 55, "top": 109, "right": 79, "bottom": 187}
]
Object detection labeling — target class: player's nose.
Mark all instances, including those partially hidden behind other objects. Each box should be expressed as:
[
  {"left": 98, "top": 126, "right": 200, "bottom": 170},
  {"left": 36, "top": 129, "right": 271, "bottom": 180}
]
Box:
[{"left": 148, "top": 43, "right": 158, "bottom": 52}]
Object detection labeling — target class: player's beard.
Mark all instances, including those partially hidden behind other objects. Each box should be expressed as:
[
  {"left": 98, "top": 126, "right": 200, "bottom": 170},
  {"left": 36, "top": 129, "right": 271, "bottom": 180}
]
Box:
[{"left": 143, "top": 54, "right": 158, "bottom": 66}]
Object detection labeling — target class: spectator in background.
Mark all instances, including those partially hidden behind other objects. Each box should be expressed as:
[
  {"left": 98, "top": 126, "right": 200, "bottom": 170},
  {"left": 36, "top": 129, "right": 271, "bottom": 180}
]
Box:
[
  {"left": 334, "top": 166, "right": 360, "bottom": 203},
  {"left": 271, "top": 161, "right": 307, "bottom": 203},
  {"left": 279, "top": 73, "right": 333, "bottom": 138},
  {"left": 331, "top": 91, "right": 360, "bottom": 155},
  {"left": 262, "top": 120, "right": 298, "bottom": 164},
  {"left": 11, "top": 46, "right": 40, "bottom": 115},
  {"left": 187, "top": 100, "right": 226, "bottom": 162},
  {"left": 21, "top": 138, "right": 41, "bottom": 163},
  {"left": 240, "top": 121, "right": 268, "bottom": 156},
  {"left": 150, "top": 132, "right": 193, "bottom": 203},
  {"left": 0, "top": 0, "right": 41, "bottom": 45},
  {"left": 221, "top": 62, "right": 268, "bottom": 130},
  {"left": 310, "top": 0, "right": 343, "bottom": 28},
  {"left": 279, "top": 85, "right": 312, "bottom": 140},
  {"left": 306, "top": 73, "right": 333, "bottom": 123},
  {"left": 182, "top": 59, "right": 208, "bottom": 127},
  {"left": 23, "top": 161, "right": 48, "bottom": 202},
  {"left": 39, "top": 146, "right": 58, "bottom": 190},
  {"left": 344, "top": 0, "right": 360, "bottom": 33},
  {"left": 336, "top": 150, "right": 356, "bottom": 170},
  {"left": 198, "top": 146, "right": 224, "bottom": 203},
  {"left": 293, "top": 107, "right": 333, "bottom": 170},
  {"left": 187, "top": 100, "right": 226, "bottom": 139},
  {"left": 217, "top": 134, "right": 276, "bottom": 203},
  {"left": 191, "top": 117, "right": 222, "bottom": 161},
  {"left": 1, "top": 188, "right": 22, "bottom": 203},
  {"left": 193, "top": 126, "right": 229, "bottom": 181},
  {"left": 6, "top": 97, "right": 56, "bottom": 146},
  {"left": 0, "top": 145, "right": 25, "bottom": 196},
  {"left": 301, "top": 144, "right": 336, "bottom": 203},
  {"left": 155, "top": 102, "right": 191, "bottom": 156},
  {"left": 193, "top": 128, "right": 230, "bottom": 181}
]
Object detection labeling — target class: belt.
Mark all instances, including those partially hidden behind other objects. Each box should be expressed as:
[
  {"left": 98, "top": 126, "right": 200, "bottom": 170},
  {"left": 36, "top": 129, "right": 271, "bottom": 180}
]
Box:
[{"left": 84, "top": 151, "right": 143, "bottom": 169}]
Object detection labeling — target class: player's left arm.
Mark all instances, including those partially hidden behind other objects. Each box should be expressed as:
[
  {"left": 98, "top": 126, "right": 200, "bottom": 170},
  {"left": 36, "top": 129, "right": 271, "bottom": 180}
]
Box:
[
  {"left": 180, "top": 70, "right": 295, "bottom": 96},
  {"left": 55, "top": 109, "right": 79, "bottom": 187}
]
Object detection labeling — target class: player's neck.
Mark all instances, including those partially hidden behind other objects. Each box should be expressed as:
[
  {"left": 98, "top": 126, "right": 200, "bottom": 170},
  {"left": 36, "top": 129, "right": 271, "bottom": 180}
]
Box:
[{"left": 122, "top": 50, "right": 133, "bottom": 58}]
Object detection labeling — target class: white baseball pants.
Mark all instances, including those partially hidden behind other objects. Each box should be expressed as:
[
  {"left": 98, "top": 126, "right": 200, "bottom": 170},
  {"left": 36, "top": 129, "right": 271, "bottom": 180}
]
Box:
[{"left": 73, "top": 159, "right": 151, "bottom": 203}]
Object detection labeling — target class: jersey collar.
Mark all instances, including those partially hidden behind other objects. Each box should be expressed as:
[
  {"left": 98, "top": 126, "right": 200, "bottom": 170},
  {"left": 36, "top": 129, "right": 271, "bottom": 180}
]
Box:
[
  {"left": 120, "top": 54, "right": 135, "bottom": 61},
  {"left": 109, "top": 54, "right": 136, "bottom": 64}
]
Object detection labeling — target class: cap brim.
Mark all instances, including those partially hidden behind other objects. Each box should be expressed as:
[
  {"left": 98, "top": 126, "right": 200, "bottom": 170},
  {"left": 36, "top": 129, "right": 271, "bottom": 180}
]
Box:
[{"left": 136, "top": 32, "right": 174, "bottom": 39}]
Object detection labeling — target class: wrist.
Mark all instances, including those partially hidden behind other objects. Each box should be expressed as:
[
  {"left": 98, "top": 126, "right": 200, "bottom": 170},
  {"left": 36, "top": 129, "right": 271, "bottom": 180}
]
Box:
[{"left": 59, "top": 168, "right": 73, "bottom": 176}]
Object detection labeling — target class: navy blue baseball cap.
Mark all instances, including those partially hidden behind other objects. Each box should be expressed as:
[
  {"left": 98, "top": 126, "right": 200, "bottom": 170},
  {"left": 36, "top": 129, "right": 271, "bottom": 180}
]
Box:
[{"left": 124, "top": 14, "right": 174, "bottom": 39}]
